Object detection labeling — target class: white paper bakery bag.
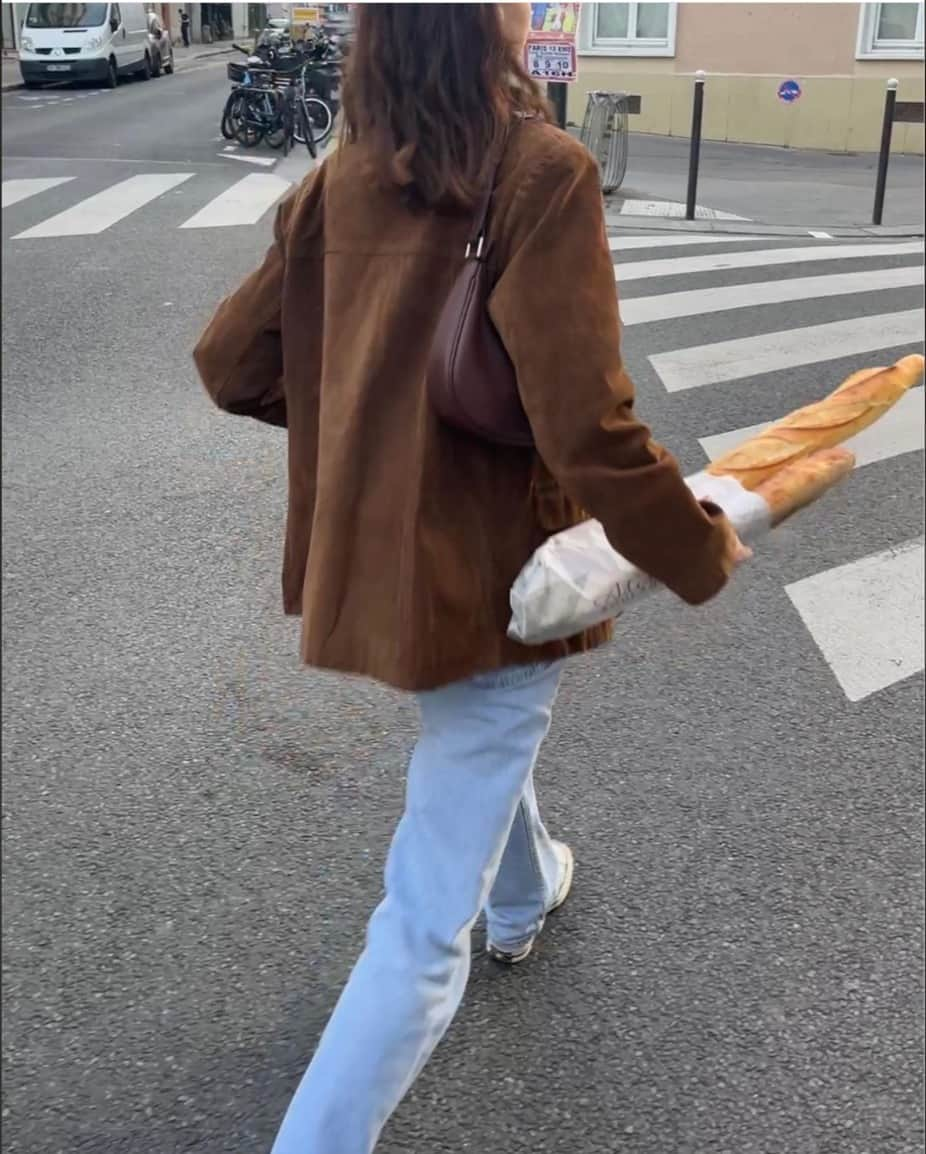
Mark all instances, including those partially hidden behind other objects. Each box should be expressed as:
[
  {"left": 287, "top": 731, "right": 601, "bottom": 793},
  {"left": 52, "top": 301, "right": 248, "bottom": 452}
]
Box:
[{"left": 507, "top": 472, "right": 771, "bottom": 645}]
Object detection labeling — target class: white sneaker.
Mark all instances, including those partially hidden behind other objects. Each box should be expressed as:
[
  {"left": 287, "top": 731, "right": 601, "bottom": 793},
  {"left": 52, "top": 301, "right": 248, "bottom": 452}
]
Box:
[{"left": 486, "top": 842, "right": 575, "bottom": 965}]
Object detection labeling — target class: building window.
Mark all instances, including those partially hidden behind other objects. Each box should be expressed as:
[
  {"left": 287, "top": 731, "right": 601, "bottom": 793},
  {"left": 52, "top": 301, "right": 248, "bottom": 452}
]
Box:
[
  {"left": 857, "top": 2, "right": 924, "bottom": 58},
  {"left": 579, "top": 2, "right": 677, "bottom": 57}
]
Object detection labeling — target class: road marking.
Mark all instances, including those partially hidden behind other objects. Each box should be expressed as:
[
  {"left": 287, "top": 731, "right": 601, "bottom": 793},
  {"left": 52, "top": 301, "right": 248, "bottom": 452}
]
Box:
[
  {"left": 809, "top": 229, "right": 833, "bottom": 238},
  {"left": 785, "top": 539, "right": 924, "bottom": 702},
  {"left": 650, "top": 310, "right": 925, "bottom": 392},
  {"left": 618, "top": 198, "right": 749, "bottom": 221},
  {"left": 616, "top": 240, "right": 924, "bottom": 282},
  {"left": 180, "top": 173, "right": 290, "bottom": 228},
  {"left": 273, "top": 152, "right": 314, "bottom": 184},
  {"left": 275, "top": 137, "right": 339, "bottom": 183},
  {"left": 609, "top": 234, "right": 770, "bottom": 252},
  {"left": 13, "top": 173, "right": 194, "bottom": 238},
  {"left": 699, "top": 387, "right": 925, "bottom": 468},
  {"left": 621, "top": 265, "right": 923, "bottom": 326},
  {"left": 1, "top": 177, "right": 74, "bottom": 208},
  {"left": 221, "top": 152, "right": 277, "bottom": 167}
]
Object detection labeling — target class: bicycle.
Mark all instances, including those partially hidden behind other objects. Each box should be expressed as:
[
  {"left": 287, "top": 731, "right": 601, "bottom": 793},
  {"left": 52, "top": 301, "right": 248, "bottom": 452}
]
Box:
[
  {"left": 302, "top": 59, "right": 339, "bottom": 137},
  {"left": 220, "top": 55, "right": 334, "bottom": 155},
  {"left": 279, "top": 83, "right": 318, "bottom": 158}
]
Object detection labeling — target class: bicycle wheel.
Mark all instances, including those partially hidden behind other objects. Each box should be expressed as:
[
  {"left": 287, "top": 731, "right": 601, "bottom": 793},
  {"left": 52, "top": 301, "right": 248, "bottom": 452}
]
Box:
[
  {"left": 296, "top": 96, "right": 331, "bottom": 150},
  {"left": 281, "top": 100, "right": 291, "bottom": 157},
  {"left": 262, "top": 87, "right": 285, "bottom": 150},
  {"left": 298, "top": 97, "right": 317, "bottom": 159},
  {"left": 223, "top": 92, "right": 253, "bottom": 141},
  {"left": 233, "top": 91, "right": 266, "bottom": 148},
  {"left": 220, "top": 92, "right": 238, "bottom": 140}
]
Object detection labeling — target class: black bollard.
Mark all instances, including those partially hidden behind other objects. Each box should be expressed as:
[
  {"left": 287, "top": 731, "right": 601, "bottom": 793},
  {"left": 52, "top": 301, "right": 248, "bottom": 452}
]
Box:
[
  {"left": 872, "top": 78, "right": 898, "bottom": 226},
  {"left": 685, "top": 71, "right": 705, "bottom": 221},
  {"left": 547, "top": 82, "right": 568, "bottom": 130}
]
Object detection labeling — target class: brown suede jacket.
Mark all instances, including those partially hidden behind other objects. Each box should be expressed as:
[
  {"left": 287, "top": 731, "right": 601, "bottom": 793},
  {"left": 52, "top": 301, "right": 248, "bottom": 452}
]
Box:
[{"left": 194, "top": 119, "right": 733, "bottom": 691}]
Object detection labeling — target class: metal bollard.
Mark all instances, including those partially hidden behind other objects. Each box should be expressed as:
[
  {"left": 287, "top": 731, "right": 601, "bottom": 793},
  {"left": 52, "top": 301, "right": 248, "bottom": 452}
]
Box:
[
  {"left": 872, "top": 78, "right": 898, "bottom": 226},
  {"left": 685, "top": 71, "right": 705, "bottom": 221},
  {"left": 546, "top": 82, "right": 568, "bottom": 130}
]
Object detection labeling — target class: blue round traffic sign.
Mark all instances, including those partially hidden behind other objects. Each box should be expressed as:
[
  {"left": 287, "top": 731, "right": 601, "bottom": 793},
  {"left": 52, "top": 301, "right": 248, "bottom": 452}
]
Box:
[{"left": 778, "top": 79, "right": 802, "bottom": 103}]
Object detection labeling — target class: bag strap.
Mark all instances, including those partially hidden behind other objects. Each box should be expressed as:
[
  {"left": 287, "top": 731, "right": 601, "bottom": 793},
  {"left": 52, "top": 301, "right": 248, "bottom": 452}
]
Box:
[{"left": 465, "top": 133, "right": 509, "bottom": 259}]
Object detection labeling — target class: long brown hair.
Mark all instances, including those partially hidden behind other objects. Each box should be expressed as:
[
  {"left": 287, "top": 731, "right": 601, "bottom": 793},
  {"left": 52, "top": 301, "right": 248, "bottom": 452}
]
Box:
[{"left": 342, "top": 4, "right": 549, "bottom": 209}]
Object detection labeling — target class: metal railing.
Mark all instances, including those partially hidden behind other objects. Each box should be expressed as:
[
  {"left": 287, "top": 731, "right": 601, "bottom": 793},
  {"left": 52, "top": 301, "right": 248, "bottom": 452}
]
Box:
[{"left": 580, "top": 91, "right": 631, "bottom": 194}]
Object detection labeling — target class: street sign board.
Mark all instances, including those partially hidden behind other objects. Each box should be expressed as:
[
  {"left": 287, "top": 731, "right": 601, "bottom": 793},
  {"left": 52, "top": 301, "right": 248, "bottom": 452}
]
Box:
[
  {"left": 525, "top": 3, "right": 580, "bottom": 85},
  {"left": 527, "top": 40, "right": 577, "bottom": 83},
  {"left": 777, "top": 79, "right": 802, "bottom": 103},
  {"left": 291, "top": 7, "right": 320, "bottom": 24}
]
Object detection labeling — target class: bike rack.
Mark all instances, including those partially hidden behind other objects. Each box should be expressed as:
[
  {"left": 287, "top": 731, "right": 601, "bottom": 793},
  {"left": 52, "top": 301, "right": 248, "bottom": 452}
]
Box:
[{"left": 580, "top": 92, "right": 637, "bottom": 195}]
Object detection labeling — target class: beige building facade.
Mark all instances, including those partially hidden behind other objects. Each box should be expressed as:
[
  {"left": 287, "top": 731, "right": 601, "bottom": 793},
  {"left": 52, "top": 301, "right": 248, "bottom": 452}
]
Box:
[{"left": 568, "top": 2, "right": 925, "bottom": 154}]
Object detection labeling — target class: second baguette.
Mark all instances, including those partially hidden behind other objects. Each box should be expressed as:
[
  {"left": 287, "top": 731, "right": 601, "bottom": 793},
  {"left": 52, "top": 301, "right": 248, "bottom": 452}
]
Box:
[
  {"left": 754, "top": 447, "right": 856, "bottom": 527},
  {"left": 707, "top": 353, "right": 924, "bottom": 489}
]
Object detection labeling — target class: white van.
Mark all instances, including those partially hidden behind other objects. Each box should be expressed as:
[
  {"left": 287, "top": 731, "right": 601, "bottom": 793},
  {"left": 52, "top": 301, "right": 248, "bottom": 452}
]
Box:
[{"left": 19, "top": 3, "right": 153, "bottom": 89}]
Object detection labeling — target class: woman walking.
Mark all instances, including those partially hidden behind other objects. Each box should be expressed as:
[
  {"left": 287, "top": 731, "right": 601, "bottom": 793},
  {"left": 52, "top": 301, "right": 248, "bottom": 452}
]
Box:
[{"left": 194, "top": 5, "right": 749, "bottom": 1151}]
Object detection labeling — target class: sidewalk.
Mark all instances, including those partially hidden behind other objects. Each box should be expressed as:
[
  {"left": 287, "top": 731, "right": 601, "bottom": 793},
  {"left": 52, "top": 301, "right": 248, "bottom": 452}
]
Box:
[
  {"left": 1, "top": 42, "right": 235, "bottom": 91},
  {"left": 605, "top": 131, "right": 925, "bottom": 233}
]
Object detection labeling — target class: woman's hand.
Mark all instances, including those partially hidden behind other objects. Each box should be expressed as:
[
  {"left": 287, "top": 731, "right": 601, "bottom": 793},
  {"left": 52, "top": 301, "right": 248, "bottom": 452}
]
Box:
[{"left": 719, "top": 517, "right": 753, "bottom": 568}]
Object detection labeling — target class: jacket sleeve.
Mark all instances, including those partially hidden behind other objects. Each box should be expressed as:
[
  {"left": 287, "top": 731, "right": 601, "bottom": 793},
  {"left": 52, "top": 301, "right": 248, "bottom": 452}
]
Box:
[
  {"left": 488, "top": 142, "right": 733, "bottom": 606},
  {"left": 192, "top": 192, "right": 297, "bottom": 429}
]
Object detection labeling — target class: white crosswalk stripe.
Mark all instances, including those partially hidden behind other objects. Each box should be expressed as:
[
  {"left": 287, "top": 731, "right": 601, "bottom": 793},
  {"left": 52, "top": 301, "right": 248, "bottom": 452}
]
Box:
[
  {"left": 615, "top": 240, "right": 924, "bottom": 282},
  {"left": 610, "top": 234, "right": 762, "bottom": 251},
  {"left": 4, "top": 162, "right": 339, "bottom": 236},
  {"left": 180, "top": 173, "right": 290, "bottom": 229},
  {"left": 609, "top": 228, "right": 924, "bottom": 702},
  {"left": 1, "top": 177, "right": 74, "bottom": 209},
  {"left": 13, "top": 173, "right": 194, "bottom": 238},
  {"left": 785, "top": 540, "right": 924, "bottom": 703},
  {"left": 650, "top": 310, "right": 924, "bottom": 392},
  {"left": 621, "top": 265, "right": 923, "bottom": 326}
]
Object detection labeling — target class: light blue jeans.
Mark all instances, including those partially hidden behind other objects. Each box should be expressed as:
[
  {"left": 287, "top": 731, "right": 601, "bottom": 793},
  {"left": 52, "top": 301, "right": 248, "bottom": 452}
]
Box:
[{"left": 270, "top": 661, "right": 565, "bottom": 1154}]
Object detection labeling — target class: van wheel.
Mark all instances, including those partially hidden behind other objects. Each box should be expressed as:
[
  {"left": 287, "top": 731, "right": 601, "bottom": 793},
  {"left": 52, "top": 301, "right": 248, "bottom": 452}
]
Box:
[
  {"left": 106, "top": 57, "right": 118, "bottom": 88},
  {"left": 139, "top": 52, "right": 152, "bottom": 80}
]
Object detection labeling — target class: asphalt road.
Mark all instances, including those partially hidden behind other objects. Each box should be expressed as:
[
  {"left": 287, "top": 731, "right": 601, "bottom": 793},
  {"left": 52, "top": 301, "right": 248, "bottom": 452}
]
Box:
[
  {"left": 2, "top": 64, "right": 924, "bottom": 1154},
  {"left": 1, "top": 55, "right": 235, "bottom": 164}
]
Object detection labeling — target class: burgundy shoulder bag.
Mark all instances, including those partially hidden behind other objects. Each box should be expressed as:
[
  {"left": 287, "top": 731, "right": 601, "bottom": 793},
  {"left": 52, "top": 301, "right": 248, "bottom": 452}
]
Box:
[{"left": 426, "top": 149, "right": 534, "bottom": 448}]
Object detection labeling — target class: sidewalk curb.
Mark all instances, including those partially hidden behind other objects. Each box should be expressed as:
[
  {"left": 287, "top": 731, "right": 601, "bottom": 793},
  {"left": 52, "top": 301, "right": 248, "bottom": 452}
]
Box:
[
  {"left": 190, "top": 47, "right": 237, "bottom": 60},
  {"left": 605, "top": 210, "right": 924, "bottom": 240}
]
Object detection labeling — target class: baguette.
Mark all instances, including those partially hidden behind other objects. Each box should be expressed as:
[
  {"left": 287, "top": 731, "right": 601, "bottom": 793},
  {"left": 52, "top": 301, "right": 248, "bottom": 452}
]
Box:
[
  {"left": 707, "top": 353, "right": 924, "bottom": 489},
  {"left": 754, "top": 447, "right": 856, "bottom": 526}
]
